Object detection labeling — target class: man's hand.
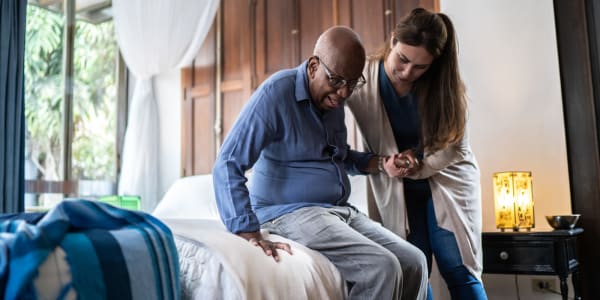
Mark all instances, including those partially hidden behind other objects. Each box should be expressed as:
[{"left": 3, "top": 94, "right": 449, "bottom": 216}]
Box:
[{"left": 237, "top": 231, "right": 293, "bottom": 262}]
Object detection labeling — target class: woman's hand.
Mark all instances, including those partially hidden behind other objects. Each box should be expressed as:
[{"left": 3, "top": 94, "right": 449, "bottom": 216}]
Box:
[
  {"left": 237, "top": 231, "right": 293, "bottom": 262},
  {"left": 380, "top": 150, "right": 420, "bottom": 178},
  {"left": 381, "top": 154, "right": 408, "bottom": 177},
  {"left": 394, "top": 149, "right": 420, "bottom": 171}
]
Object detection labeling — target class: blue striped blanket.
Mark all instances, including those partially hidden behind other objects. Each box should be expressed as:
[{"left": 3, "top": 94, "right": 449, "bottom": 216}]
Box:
[{"left": 0, "top": 199, "right": 180, "bottom": 300}]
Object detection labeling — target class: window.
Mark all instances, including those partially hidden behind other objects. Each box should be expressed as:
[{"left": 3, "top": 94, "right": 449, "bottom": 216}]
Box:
[{"left": 24, "top": 1, "right": 126, "bottom": 211}]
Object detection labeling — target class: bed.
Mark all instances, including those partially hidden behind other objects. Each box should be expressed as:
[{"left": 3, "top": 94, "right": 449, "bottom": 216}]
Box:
[{"left": 152, "top": 173, "right": 369, "bottom": 300}]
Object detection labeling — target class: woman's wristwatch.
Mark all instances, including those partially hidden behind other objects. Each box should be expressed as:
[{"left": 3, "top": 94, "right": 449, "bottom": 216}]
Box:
[{"left": 378, "top": 155, "right": 387, "bottom": 173}]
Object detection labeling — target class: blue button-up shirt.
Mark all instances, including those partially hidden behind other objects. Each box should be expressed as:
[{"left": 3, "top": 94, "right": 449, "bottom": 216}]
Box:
[{"left": 212, "top": 61, "right": 374, "bottom": 233}]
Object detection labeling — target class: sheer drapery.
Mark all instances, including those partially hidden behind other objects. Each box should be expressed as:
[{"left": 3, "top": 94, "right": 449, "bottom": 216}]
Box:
[
  {"left": 113, "top": 0, "right": 219, "bottom": 211},
  {"left": 0, "top": 0, "right": 27, "bottom": 213}
]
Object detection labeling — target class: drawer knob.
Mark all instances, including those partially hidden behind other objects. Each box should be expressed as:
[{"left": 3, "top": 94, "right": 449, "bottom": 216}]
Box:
[{"left": 499, "top": 251, "right": 509, "bottom": 260}]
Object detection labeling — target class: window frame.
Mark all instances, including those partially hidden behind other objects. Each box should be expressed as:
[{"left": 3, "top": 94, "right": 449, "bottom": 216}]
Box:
[{"left": 24, "top": 0, "right": 127, "bottom": 201}]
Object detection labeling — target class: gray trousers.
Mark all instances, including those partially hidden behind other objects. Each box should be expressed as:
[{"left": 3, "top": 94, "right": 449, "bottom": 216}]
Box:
[{"left": 261, "top": 206, "right": 428, "bottom": 300}]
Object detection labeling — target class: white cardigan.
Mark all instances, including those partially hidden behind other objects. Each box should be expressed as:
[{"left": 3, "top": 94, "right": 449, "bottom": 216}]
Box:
[{"left": 346, "top": 59, "right": 483, "bottom": 280}]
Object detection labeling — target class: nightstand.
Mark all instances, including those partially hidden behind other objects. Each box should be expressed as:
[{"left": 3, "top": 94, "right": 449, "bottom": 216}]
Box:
[{"left": 482, "top": 228, "right": 583, "bottom": 300}]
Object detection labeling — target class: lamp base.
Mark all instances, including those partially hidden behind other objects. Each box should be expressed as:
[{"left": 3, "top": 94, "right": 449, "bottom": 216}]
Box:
[{"left": 498, "top": 226, "right": 533, "bottom": 232}]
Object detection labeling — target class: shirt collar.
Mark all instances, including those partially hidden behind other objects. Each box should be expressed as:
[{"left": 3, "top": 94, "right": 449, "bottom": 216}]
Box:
[{"left": 295, "top": 60, "right": 311, "bottom": 102}]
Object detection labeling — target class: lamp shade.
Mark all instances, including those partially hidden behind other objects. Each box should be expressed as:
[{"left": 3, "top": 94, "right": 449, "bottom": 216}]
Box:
[{"left": 493, "top": 171, "right": 535, "bottom": 231}]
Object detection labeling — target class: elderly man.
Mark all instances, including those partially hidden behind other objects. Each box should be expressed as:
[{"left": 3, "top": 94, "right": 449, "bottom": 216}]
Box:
[{"left": 213, "top": 26, "right": 428, "bottom": 299}]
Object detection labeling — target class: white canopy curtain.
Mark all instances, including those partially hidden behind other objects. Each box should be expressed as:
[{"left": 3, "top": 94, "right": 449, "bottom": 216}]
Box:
[{"left": 113, "top": 0, "right": 219, "bottom": 211}]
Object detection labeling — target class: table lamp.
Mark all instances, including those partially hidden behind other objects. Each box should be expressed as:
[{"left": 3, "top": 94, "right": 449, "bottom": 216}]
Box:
[{"left": 493, "top": 171, "right": 535, "bottom": 231}]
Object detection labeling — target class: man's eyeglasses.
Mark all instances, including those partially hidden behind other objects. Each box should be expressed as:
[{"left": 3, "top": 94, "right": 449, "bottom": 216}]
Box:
[{"left": 315, "top": 56, "right": 366, "bottom": 91}]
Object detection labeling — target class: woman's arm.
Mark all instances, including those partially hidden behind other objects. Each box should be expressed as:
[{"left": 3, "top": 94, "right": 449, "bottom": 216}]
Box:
[{"left": 406, "top": 132, "right": 471, "bottom": 179}]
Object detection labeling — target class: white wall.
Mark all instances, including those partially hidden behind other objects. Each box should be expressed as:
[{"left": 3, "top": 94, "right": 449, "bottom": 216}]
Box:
[
  {"left": 439, "top": 0, "right": 573, "bottom": 299},
  {"left": 442, "top": 0, "right": 571, "bottom": 231}
]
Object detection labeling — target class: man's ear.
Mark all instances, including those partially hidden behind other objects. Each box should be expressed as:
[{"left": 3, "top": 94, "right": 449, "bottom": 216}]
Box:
[{"left": 307, "top": 57, "right": 319, "bottom": 78}]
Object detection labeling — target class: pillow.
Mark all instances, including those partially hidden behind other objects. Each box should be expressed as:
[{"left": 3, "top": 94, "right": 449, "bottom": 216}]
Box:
[
  {"left": 153, "top": 174, "right": 220, "bottom": 220},
  {"left": 153, "top": 173, "right": 369, "bottom": 220}
]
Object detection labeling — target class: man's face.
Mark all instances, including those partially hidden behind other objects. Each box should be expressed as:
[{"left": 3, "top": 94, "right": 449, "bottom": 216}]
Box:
[{"left": 308, "top": 56, "right": 365, "bottom": 111}]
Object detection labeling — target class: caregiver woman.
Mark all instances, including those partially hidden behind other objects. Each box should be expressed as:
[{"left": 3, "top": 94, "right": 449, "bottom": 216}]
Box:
[{"left": 346, "top": 7, "right": 487, "bottom": 300}]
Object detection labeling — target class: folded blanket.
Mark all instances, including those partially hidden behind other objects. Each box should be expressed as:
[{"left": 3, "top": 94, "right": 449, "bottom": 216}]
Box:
[{"left": 0, "top": 199, "right": 179, "bottom": 300}]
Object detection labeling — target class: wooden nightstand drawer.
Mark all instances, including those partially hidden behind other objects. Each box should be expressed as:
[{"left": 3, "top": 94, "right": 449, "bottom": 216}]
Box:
[{"left": 483, "top": 240, "right": 555, "bottom": 273}]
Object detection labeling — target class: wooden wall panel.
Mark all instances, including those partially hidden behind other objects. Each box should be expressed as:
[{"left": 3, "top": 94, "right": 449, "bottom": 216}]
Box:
[
  {"left": 219, "top": 0, "right": 252, "bottom": 152},
  {"left": 182, "top": 83, "right": 215, "bottom": 176},
  {"left": 181, "top": 24, "right": 216, "bottom": 176},
  {"left": 222, "top": 91, "right": 245, "bottom": 140},
  {"left": 342, "top": 0, "right": 439, "bottom": 58},
  {"left": 254, "top": 0, "right": 333, "bottom": 85},
  {"left": 192, "top": 26, "right": 216, "bottom": 86},
  {"left": 336, "top": 0, "right": 352, "bottom": 27},
  {"left": 254, "top": 0, "right": 297, "bottom": 85},
  {"left": 350, "top": 0, "right": 387, "bottom": 55},
  {"left": 191, "top": 94, "right": 214, "bottom": 174},
  {"left": 222, "top": 0, "right": 245, "bottom": 82},
  {"left": 298, "top": 0, "right": 334, "bottom": 60},
  {"left": 418, "top": 0, "right": 438, "bottom": 13},
  {"left": 393, "top": 0, "right": 438, "bottom": 26}
]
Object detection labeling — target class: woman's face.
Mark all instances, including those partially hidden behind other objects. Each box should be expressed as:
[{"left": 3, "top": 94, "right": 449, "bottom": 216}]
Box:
[{"left": 385, "top": 38, "right": 434, "bottom": 85}]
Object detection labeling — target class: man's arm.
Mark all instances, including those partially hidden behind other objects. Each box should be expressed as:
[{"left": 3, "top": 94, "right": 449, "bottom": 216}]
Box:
[{"left": 212, "top": 88, "right": 292, "bottom": 261}]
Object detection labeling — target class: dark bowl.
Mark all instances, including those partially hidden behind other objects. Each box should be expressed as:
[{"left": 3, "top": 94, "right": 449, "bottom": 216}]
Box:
[{"left": 545, "top": 214, "right": 580, "bottom": 230}]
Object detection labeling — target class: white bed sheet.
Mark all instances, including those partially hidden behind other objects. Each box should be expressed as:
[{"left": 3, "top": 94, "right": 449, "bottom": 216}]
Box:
[
  {"left": 175, "top": 234, "right": 241, "bottom": 300},
  {"left": 163, "top": 218, "right": 346, "bottom": 300}
]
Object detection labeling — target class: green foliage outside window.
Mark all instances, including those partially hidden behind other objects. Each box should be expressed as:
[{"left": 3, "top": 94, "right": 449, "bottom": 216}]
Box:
[{"left": 25, "top": 5, "right": 117, "bottom": 183}]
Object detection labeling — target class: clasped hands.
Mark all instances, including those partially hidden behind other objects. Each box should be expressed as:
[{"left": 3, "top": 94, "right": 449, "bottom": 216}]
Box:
[
  {"left": 237, "top": 231, "right": 293, "bottom": 262},
  {"left": 381, "top": 149, "right": 420, "bottom": 178}
]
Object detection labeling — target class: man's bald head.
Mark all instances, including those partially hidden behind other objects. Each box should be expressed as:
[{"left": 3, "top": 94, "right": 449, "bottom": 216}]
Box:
[
  {"left": 313, "top": 26, "right": 365, "bottom": 80},
  {"left": 306, "top": 26, "right": 365, "bottom": 111}
]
